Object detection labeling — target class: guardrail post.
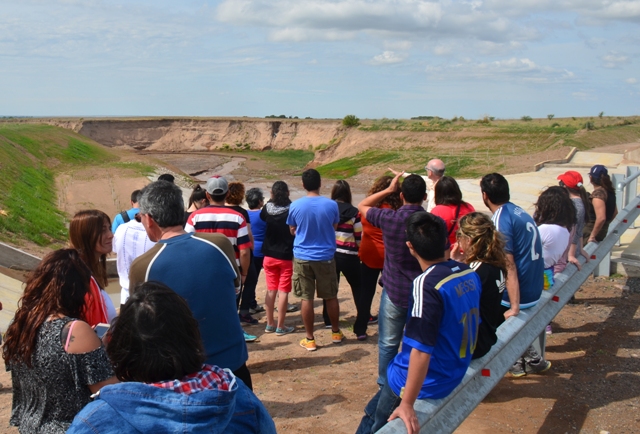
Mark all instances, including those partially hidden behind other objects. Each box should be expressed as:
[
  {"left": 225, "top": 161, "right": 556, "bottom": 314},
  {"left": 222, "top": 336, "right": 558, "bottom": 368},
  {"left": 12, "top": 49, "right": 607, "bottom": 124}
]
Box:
[
  {"left": 626, "top": 167, "right": 638, "bottom": 228},
  {"left": 613, "top": 173, "right": 625, "bottom": 247}
]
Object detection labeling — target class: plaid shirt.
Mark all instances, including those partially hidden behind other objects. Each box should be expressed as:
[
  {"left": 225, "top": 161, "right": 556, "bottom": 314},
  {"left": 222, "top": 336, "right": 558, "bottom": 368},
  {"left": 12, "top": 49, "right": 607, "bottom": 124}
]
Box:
[
  {"left": 150, "top": 364, "right": 234, "bottom": 394},
  {"left": 366, "top": 205, "right": 423, "bottom": 309}
]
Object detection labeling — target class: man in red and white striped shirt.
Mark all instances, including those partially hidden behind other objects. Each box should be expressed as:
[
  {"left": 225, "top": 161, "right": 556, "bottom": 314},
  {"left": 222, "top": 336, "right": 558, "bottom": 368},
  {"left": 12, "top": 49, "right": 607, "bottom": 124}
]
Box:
[{"left": 185, "top": 176, "right": 251, "bottom": 283}]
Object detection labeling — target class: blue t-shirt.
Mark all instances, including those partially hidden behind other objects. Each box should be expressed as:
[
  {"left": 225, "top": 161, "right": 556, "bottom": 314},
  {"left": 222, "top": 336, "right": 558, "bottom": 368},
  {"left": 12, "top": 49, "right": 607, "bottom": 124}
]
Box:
[
  {"left": 112, "top": 207, "right": 139, "bottom": 233},
  {"left": 387, "top": 260, "right": 481, "bottom": 400},
  {"left": 248, "top": 209, "right": 266, "bottom": 258},
  {"left": 287, "top": 196, "right": 340, "bottom": 261},
  {"left": 492, "top": 202, "right": 544, "bottom": 309}
]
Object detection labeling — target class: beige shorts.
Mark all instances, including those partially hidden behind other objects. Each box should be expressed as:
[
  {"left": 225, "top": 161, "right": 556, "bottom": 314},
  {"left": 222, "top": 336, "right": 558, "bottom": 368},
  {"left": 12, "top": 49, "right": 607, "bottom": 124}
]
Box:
[{"left": 292, "top": 258, "right": 339, "bottom": 300}]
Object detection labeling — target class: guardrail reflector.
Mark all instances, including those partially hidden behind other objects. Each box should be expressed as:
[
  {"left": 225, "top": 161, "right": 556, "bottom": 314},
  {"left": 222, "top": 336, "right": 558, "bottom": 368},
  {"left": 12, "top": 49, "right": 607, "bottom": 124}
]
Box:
[
  {"left": 623, "top": 219, "right": 628, "bottom": 223},
  {"left": 591, "top": 255, "right": 596, "bottom": 259},
  {"left": 481, "top": 369, "right": 490, "bottom": 377},
  {"left": 552, "top": 296, "right": 560, "bottom": 302}
]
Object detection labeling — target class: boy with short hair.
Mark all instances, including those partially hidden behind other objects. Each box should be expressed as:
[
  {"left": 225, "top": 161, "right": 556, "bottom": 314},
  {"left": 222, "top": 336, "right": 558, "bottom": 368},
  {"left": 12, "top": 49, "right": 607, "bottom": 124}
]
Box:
[{"left": 356, "top": 212, "right": 481, "bottom": 434}]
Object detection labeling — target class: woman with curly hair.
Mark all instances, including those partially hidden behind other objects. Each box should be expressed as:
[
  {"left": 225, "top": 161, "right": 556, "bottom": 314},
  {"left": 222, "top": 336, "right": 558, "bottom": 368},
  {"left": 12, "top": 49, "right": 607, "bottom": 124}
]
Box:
[
  {"left": 353, "top": 176, "right": 402, "bottom": 340},
  {"left": 451, "top": 212, "right": 508, "bottom": 359},
  {"left": 3, "top": 249, "right": 117, "bottom": 433},
  {"left": 69, "top": 210, "right": 118, "bottom": 325}
]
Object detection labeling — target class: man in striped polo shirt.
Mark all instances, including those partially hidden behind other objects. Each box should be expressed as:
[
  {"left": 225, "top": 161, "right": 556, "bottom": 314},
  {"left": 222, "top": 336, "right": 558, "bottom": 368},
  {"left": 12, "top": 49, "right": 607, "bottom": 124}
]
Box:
[{"left": 185, "top": 176, "right": 256, "bottom": 327}]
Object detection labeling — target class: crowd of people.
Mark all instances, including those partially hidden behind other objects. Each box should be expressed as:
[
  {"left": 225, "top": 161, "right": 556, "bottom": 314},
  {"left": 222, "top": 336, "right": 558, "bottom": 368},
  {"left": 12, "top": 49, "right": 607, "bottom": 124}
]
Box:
[{"left": 1, "top": 161, "right": 618, "bottom": 434}]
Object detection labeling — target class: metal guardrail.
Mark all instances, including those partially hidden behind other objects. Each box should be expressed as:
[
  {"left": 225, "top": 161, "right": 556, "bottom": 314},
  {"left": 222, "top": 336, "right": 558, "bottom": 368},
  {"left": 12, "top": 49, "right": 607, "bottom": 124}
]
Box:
[{"left": 378, "top": 194, "right": 640, "bottom": 434}]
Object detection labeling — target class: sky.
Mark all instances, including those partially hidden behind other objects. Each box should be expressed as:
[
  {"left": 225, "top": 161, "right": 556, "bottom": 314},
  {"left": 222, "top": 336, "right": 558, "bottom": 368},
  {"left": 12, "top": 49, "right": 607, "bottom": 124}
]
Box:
[{"left": 0, "top": 0, "right": 639, "bottom": 119}]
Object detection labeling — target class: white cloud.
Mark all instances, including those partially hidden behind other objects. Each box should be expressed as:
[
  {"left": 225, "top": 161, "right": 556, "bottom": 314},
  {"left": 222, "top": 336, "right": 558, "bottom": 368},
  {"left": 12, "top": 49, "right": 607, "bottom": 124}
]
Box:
[
  {"left": 602, "top": 53, "right": 630, "bottom": 68},
  {"left": 425, "top": 57, "right": 575, "bottom": 83},
  {"left": 572, "top": 91, "right": 597, "bottom": 101},
  {"left": 384, "top": 40, "right": 412, "bottom": 51},
  {"left": 370, "top": 51, "right": 407, "bottom": 65},
  {"left": 626, "top": 78, "right": 638, "bottom": 84}
]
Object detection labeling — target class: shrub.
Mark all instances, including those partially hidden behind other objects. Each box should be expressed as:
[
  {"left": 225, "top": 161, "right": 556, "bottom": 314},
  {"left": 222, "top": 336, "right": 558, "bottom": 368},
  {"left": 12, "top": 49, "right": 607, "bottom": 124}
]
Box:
[
  {"left": 521, "top": 115, "right": 533, "bottom": 122},
  {"left": 584, "top": 121, "right": 595, "bottom": 130},
  {"left": 599, "top": 111, "right": 604, "bottom": 118},
  {"left": 342, "top": 114, "right": 360, "bottom": 127},
  {"left": 547, "top": 114, "right": 555, "bottom": 120},
  {"left": 551, "top": 122, "right": 560, "bottom": 128}
]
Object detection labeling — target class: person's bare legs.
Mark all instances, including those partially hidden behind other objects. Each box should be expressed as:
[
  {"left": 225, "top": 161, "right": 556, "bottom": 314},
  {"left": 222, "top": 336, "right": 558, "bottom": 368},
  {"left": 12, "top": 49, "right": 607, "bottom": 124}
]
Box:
[
  {"left": 277, "top": 291, "right": 289, "bottom": 329},
  {"left": 325, "top": 297, "right": 340, "bottom": 332},
  {"left": 301, "top": 298, "right": 315, "bottom": 339},
  {"left": 265, "top": 289, "right": 277, "bottom": 328}
]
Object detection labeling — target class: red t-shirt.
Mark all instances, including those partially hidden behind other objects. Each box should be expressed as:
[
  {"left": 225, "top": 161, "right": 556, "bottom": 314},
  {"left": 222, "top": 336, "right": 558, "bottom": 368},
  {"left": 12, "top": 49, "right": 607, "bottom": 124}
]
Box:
[
  {"left": 431, "top": 202, "right": 475, "bottom": 246},
  {"left": 359, "top": 204, "right": 391, "bottom": 269}
]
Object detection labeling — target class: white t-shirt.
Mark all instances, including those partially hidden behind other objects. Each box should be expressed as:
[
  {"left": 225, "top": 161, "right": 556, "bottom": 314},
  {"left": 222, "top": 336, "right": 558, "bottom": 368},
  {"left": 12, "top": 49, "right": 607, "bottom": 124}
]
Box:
[
  {"left": 538, "top": 224, "right": 570, "bottom": 269},
  {"left": 113, "top": 219, "right": 156, "bottom": 304}
]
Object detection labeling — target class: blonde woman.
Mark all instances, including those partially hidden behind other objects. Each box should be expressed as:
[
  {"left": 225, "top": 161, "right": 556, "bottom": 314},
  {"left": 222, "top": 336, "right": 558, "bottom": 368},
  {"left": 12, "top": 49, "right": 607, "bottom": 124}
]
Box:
[{"left": 451, "top": 212, "right": 507, "bottom": 359}]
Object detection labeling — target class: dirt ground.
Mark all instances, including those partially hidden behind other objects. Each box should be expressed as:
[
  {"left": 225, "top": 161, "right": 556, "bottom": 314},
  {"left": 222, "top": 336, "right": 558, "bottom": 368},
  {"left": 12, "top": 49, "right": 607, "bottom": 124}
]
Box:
[
  {"left": 1, "top": 274, "right": 639, "bottom": 433},
  {"left": 3, "top": 145, "right": 640, "bottom": 432}
]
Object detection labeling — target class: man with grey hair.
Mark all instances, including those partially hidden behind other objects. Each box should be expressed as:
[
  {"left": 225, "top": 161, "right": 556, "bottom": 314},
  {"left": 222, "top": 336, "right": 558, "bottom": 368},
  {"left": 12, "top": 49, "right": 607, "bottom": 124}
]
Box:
[
  {"left": 390, "top": 158, "right": 445, "bottom": 212},
  {"left": 128, "top": 180, "right": 254, "bottom": 389}
]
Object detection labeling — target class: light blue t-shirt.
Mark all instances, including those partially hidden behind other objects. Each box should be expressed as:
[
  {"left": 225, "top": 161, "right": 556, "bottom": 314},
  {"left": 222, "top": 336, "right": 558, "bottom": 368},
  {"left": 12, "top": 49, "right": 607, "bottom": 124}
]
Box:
[
  {"left": 286, "top": 196, "right": 339, "bottom": 261},
  {"left": 492, "top": 202, "right": 544, "bottom": 309},
  {"left": 111, "top": 207, "right": 139, "bottom": 233}
]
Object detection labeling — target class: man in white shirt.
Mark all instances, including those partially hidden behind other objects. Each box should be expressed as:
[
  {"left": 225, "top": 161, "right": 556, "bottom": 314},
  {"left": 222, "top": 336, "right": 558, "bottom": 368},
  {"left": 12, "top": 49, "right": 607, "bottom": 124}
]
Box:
[
  {"left": 113, "top": 213, "right": 156, "bottom": 306},
  {"left": 390, "top": 159, "right": 445, "bottom": 212}
]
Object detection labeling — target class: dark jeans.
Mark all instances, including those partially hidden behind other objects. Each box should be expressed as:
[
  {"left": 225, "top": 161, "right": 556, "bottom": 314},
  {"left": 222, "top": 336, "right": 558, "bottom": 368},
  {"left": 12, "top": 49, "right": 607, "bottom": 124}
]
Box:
[
  {"left": 239, "top": 251, "right": 258, "bottom": 314},
  {"left": 323, "top": 252, "right": 361, "bottom": 326},
  {"left": 356, "top": 383, "right": 403, "bottom": 434},
  {"left": 232, "top": 363, "right": 253, "bottom": 391},
  {"left": 353, "top": 262, "right": 382, "bottom": 336}
]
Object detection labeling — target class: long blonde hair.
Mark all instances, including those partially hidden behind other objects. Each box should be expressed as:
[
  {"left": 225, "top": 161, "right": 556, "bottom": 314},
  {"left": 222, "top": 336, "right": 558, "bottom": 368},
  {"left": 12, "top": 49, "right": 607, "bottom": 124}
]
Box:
[{"left": 458, "top": 212, "right": 508, "bottom": 275}]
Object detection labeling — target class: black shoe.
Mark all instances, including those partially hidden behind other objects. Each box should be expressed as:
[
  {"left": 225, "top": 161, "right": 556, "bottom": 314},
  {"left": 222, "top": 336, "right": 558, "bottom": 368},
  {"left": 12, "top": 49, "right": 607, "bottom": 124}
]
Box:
[{"left": 368, "top": 315, "right": 378, "bottom": 325}]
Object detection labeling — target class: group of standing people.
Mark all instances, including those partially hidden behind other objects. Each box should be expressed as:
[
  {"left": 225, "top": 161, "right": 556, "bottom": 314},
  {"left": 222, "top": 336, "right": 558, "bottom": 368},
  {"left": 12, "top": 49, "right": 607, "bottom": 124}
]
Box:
[{"left": 3, "top": 159, "right": 619, "bottom": 434}]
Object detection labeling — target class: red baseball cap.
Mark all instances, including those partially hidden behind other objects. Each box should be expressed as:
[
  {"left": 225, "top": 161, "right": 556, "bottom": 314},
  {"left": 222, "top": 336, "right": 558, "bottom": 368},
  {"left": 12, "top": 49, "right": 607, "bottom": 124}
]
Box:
[{"left": 557, "top": 171, "right": 584, "bottom": 189}]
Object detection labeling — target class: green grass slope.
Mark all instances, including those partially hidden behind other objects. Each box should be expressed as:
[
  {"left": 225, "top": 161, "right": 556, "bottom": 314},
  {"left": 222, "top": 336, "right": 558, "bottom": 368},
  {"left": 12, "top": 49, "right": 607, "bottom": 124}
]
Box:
[{"left": 0, "top": 123, "right": 118, "bottom": 246}]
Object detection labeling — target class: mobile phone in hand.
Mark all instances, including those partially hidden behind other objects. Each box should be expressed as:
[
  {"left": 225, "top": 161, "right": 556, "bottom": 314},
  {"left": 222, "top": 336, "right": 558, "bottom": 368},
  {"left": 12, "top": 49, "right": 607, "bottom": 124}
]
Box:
[{"left": 94, "top": 323, "right": 110, "bottom": 339}]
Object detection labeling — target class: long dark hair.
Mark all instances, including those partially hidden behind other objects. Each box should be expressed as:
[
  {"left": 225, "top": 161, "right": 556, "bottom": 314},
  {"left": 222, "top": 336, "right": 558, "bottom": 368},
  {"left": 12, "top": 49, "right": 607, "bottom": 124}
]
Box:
[
  {"left": 534, "top": 186, "right": 576, "bottom": 230},
  {"left": 69, "top": 209, "right": 111, "bottom": 288},
  {"left": 559, "top": 180, "right": 591, "bottom": 224},
  {"left": 2, "top": 249, "right": 92, "bottom": 367},
  {"left": 331, "top": 180, "right": 352, "bottom": 203},
  {"left": 591, "top": 173, "right": 615, "bottom": 194},
  {"left": 107, "top": 281, "right": 205, "bottom": 383},
  {"left": 435, "top": 176, "right": 466, "bottom": 206},
  {"left": 271, "top": 181, "right": 291, "bottom": 207}
]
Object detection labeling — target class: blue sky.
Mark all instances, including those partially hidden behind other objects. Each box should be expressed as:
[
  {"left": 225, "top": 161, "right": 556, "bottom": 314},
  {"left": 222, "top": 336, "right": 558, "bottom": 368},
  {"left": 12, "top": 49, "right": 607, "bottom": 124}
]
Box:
[{"left": 1, "top": 0, "right": 638, "bottom": 119}]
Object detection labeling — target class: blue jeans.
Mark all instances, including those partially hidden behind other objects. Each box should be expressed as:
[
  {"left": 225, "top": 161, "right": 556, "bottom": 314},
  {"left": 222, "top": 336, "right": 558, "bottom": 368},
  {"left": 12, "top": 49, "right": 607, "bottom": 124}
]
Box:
[
  {"left": 356, "top": 383, "right": 403, "bottom": 434},
  {"left": 377, "top": 289, "right": 408, "bottom": 387}
]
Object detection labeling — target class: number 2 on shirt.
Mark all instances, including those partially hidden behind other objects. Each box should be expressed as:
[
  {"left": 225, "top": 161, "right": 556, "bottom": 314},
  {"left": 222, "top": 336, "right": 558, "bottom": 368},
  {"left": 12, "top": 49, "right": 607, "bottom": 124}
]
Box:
[
  {"left": 525, "top": 222, "right": 541, "bottom": 261},
  {"left": 459, "top": 308, "right": 480, "bottom": 359}
]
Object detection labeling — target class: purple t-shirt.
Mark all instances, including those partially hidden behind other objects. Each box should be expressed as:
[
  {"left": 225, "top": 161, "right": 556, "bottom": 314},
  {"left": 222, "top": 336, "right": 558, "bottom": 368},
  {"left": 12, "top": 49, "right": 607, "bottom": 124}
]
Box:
[{"left": 366, "top": 205, "right": 423, "bottom": 309}]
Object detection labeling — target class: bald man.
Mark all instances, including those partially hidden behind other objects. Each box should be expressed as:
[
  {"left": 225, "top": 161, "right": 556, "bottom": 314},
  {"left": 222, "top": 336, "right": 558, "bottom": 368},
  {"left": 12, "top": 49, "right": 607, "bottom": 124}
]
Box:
[{"left": 390, "top": 158, "right": 445, "bottom": 212}]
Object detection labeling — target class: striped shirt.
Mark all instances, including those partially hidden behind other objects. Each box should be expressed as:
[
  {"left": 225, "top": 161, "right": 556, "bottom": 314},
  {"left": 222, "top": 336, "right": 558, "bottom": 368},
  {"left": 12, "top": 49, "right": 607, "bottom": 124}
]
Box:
[{"left": 185, "top": 205, "right": 251, "bottom": 265}]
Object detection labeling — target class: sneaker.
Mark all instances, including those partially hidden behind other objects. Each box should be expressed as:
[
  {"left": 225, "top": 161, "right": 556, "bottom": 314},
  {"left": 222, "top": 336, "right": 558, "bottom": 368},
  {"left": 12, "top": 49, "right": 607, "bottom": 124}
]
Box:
[
  {"left": 357, "top": 334, "right": 367, "bottom": 341},
  {"left": 249, "top": 305, "right": 265, "bottom": 314},
  {"left": 244, "top": 331, "right": 257, "bottom": 342},
  {"left": 331, "top": 330, "right": 344, "bottom": 344},
  {"left": 239, "top": 314, "right": 259, "bottom": 325},
  {"left": 265, "top": 324, "right": 276, "bottom": 333},
  {"left": 545, "top": 325, "right": 553, "bottom": 335},
  {"left": 286, "top": 304, "right": 299, "bottom": 312},
  {"left": 368, "top": 315, "right": 378, "bottom": 325},
  {"left": 509, "top": 359, "right": 526, "bottom": 378},
  {"left": 276, "top": 326, "right": 295, "bottom": 336},
  {"left": 324, "top": 324, "right": 332, "bottom": 329},
  {"left": 300, "top": 338, "right": 317, "bottom": 351},
  {"left": 526, "top": 359, "right": 552, "bottom": 374}
]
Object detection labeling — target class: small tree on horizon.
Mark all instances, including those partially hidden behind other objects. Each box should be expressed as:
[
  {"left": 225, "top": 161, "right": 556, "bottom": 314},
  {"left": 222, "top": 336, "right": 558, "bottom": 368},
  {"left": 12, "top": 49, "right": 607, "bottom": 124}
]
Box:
[
  {"left": 342, "top": 114, "right": 360, "bottom": 127},
  {"left": 547, "top": 114, "right": 554, "bottom": 120}
]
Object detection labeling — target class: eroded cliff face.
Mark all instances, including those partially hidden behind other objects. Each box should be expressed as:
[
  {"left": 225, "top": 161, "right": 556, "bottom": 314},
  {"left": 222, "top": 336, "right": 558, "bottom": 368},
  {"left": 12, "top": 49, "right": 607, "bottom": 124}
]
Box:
[
  {"left": 72, "top": 119, "right": 343, "bottom": 153},
  {"left": 42, "top": 118, "right": 455, "bottom": 165}
]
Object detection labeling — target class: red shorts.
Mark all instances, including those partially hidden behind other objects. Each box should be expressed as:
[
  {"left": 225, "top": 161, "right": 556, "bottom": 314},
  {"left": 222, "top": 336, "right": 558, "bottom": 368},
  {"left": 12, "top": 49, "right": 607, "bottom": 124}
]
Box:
[{"left": 263, "top": 256, "right": 293, "bottom": 292}]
